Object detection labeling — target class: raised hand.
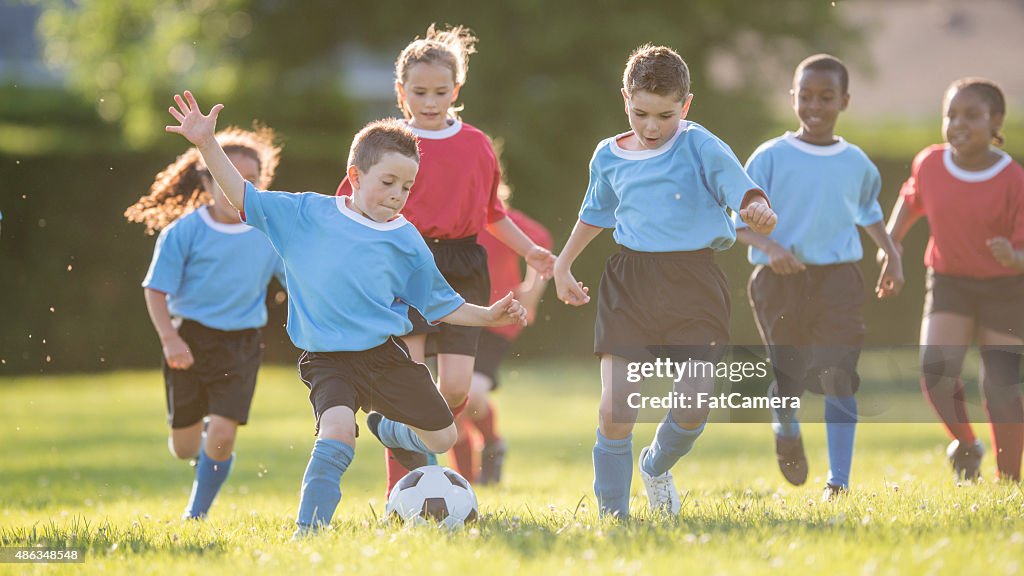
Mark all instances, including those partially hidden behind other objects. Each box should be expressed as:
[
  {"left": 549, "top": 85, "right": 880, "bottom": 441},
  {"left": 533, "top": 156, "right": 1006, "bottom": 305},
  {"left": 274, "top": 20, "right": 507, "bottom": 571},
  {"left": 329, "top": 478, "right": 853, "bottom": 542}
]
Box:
[{"left": 165, "top": 91, "right": 223, "bottom": 148}]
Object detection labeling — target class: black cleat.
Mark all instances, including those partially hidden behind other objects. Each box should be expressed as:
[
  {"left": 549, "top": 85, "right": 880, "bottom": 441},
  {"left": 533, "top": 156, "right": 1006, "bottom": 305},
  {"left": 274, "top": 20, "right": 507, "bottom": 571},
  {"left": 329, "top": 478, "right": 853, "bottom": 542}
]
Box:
[
  {"left": 366, "top": 412, "right": 427, "bottom": 471},
  {"left": 775, "top": 435, "right": 809, "bottom": 486}
]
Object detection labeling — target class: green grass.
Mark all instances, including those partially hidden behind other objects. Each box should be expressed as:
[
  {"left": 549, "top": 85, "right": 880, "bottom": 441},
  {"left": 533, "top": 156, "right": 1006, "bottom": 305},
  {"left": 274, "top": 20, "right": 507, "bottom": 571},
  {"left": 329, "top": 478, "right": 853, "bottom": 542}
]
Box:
[{"left": 2, "top": 359, "right": 1024, "bottom": 575}]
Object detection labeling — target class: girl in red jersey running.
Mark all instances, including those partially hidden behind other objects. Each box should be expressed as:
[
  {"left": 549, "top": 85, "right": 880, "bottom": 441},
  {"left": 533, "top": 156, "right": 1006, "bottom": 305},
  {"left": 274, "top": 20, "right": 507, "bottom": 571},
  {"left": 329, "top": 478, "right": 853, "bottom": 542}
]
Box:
[
  {"left": 338, "top": 25, "right": 555, "bottom": 494},
  {"left": 884, "top": 78, "right": 1024, "bottom": 482}
]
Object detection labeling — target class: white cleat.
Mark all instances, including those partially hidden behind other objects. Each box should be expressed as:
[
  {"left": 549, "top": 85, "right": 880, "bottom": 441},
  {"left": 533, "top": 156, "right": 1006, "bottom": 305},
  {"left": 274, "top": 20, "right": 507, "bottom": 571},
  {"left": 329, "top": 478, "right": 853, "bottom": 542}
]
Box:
[{"left": 638, "top": 446, "right": 681, "bottom": 515}]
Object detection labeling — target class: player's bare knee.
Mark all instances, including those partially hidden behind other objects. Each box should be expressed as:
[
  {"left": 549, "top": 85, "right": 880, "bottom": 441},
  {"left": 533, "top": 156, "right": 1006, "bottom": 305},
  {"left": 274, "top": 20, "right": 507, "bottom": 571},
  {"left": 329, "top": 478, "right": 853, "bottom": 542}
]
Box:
[{"left": 422, "top": 425, "right": 458, "bottom": 452}]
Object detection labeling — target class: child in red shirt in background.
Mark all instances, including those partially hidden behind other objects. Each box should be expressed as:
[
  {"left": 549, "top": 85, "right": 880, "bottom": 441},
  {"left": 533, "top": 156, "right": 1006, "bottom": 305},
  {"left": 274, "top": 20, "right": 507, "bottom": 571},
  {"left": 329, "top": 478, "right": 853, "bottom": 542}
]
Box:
[
  {"left": 447, "top": 165, "right": 553, "bottom": 485},
  {"left": 338, "top": 25, "right": 555, "bottom": 494},
  {"left": 885, "top": 77, "right": 1024, "bottom": 483}
]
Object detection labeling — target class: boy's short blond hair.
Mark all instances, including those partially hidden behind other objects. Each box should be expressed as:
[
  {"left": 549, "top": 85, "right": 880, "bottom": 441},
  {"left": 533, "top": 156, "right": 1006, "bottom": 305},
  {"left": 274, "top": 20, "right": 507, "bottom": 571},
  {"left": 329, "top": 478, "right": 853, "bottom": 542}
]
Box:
[
  {"left": 347, "top": 118, "right": 420, "bottom": 172},
  {"left": 623, "top": 44, "right": 690, "bottom": 101}
]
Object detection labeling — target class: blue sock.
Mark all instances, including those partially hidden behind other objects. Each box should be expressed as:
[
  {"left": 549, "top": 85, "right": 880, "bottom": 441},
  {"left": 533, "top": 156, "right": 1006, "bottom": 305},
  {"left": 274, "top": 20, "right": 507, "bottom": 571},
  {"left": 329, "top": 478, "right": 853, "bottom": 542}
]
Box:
[
  {"left": 640, "top": 414, "right": 705, "bottom": 476},
  {"left": 295, "top": 438, "right": 354, "bottom": 528},
  {"left": 376, "top": 416, "right": 432, "bottom": 454},
  {"left": 184, "top": 449, "right": 234, "bottom": 519},
  {"left": 772, "top": 404, "right": 801, "bottom": 438},
  {"left": 825, "top": 395, "right": 857, "bottom": 488},
  {"left": 593, "top": 429, "right": 633, "bottom": 518}
]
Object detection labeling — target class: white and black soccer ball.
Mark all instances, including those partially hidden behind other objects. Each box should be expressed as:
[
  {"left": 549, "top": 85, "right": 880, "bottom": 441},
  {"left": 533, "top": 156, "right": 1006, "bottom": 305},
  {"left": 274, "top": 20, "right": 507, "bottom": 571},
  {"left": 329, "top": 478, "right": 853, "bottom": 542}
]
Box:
[{"left": 386, "top": 465, "right": 479, "bottom": 529}]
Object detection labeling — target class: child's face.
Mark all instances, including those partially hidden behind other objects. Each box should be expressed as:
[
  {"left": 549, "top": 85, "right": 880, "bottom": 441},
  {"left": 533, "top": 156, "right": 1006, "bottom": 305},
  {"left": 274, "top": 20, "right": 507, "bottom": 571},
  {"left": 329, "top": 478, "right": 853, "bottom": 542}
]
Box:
[
  {"left": 791, "top": 69, "right": 848, "bottom": 139},
  {"left": 621, "top": 89, "right": 691, "bottom": 150},
  {"left": 397, "top": 62, "right": 461, "bottom": 131},
  {"left": 943, "top": 87, "right": 1003, "bottom": 157},
  {"left": 347, "top": 152, "right": 419, "bottom": 222}
]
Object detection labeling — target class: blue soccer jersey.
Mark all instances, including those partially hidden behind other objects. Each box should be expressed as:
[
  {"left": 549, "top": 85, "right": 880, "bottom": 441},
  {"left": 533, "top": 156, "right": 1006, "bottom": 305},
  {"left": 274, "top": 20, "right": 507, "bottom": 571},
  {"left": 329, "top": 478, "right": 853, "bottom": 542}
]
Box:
[
  {"left": 578, "top": 121, "right": 762, "bottom": 252},
  {"left": 739, "top": 132, "right": 883, "bottom": 265},
  {"left": 241, "top": 182, "right": 465, "bottom": 352},
  {"left": 143, "top": 205, "right": 285, "bottom": 331}
]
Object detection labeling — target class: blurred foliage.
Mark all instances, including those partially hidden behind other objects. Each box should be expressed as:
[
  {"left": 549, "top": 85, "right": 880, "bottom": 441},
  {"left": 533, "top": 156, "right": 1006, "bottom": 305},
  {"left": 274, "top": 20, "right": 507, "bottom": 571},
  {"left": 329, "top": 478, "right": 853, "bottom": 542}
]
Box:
[{"left": 5, "top": 0, "right": 870, "bottom": 373}]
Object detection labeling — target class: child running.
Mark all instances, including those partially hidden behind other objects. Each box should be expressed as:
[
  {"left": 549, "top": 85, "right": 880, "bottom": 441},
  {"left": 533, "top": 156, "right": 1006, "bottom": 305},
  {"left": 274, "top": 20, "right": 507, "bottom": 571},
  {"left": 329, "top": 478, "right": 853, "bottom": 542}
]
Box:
[
  {"left": 336, "top": 24, "right": 555, "bottom": 494},
  {"left": 126, "top": 126, "right": 286, "bottom": 519},
  {"left": 554, "top": 45, "right": 777, "bottom": 518},
  {"left": 447, "top": 164, "right": 553, "bottom": 484},
  {"left": 164, "top": 91, "right": 527, "bottom": 534},
  {"left": 884, "top": 77, "right": 1024, "bottom": 483},
  {"left": 736, "top": 54, "right": 903, "bottom": 501}
]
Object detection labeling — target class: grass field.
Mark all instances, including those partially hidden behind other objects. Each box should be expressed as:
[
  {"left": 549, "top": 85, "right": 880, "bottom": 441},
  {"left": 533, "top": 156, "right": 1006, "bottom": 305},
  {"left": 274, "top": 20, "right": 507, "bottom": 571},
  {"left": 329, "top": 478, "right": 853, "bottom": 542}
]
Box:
[{"left": 2, "top": 359, "right": 1024, "bottom": 575}]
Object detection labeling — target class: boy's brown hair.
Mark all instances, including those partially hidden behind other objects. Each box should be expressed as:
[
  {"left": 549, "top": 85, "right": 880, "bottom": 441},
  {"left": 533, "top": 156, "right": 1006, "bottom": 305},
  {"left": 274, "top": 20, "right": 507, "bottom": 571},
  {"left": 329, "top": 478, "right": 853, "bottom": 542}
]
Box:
[
  {"left": 348, "top": 118, "right": 420, "bottom": 172},
  {"left": 623, "top": 44, "right": 690, "bottom": 101}
]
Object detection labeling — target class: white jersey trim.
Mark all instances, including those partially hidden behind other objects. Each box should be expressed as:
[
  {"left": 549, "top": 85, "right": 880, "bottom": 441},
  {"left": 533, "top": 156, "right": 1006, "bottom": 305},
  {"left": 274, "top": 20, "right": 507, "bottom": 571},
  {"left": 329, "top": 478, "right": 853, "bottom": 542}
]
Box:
[
  {"left": 608, "top": 121, "right": 687, "bottom": 160},
  {"left": 942, "top": 146, "right": 1012, "bottom": 183},
  {"left": 782, "top": 132, "right": 849, "bottom": 156},
  {"left": 407, "top": 119, "right": 463, "bottom": 140},
  {"left": 336, "top": 196, "right": 409, "bottom": 231},
  {"left": 198, "top": 205, "right": 253, "bottom": 234}
]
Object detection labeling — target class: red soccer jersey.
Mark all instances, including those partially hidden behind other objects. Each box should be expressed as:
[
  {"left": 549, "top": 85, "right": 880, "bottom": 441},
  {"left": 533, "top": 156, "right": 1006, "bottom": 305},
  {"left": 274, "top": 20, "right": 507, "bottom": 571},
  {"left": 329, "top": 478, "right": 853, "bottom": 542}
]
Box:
[
  {"left": 337, "top": 120, "right": 506, "bottom": 239},
  {"left": 900, "top": 144, "right": 1024, "bottom": 278},
  {"left": 481, "top": 208, "right": 553, "bottom": 341}
]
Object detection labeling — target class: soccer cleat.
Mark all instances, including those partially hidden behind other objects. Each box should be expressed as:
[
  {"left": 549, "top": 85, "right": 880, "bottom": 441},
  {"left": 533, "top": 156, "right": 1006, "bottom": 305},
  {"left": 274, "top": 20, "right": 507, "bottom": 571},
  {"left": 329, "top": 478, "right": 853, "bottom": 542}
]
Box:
[
  {"left": 775, "top": 435, "right": 809, "bottom": 486},
  {"left": 479, "top": 439, "right": 507, "bottom": 485},
  {"left": 821, "top": 483, "right": 848, "bottom": 502},
  {"left": 947, "top": 439, "right": 984, "bottom": 483},
  {"left": 366, "top": 412, "right": 427, "bottom": 471},
  {"left": 638, "top": 446, "right": 681, "bottom": 515}
]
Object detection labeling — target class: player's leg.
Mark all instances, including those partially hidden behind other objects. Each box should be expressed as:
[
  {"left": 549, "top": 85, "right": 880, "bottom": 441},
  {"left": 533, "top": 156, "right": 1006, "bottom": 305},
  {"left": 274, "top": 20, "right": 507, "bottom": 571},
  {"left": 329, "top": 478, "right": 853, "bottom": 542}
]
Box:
[
  {"left": 470, "top": 373, "right": 506, "bottom": 484},
  {"left": 595, "top": 353, "right": 642, "bottom": 518},
  {"left": 183, "top": 415, "right": 238, "bottom": 519},
  {"left": 977, "top": 326, "right": 1023, "bottom": 482},
  {"left": 448, "top": 412, "right": 478, "bottom": 482},
  {"left": 169, "top": 421, "right": 204, "bottom": 460},
  {"left": 295, "top": 351, "right": 359, "bottom": 534},
  {"left": 382, "top": 333, "right": 432, "bottom": 490},
  {"left": 920, "top": 311, "right": 979, "bottom": 480}
]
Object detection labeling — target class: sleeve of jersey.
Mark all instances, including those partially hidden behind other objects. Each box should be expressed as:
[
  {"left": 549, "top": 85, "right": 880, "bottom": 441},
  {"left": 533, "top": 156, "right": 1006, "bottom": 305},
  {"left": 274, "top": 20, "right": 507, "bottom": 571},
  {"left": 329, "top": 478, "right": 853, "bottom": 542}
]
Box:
[
  {"left": 734, "top": 148, "right": 772, "bottom": 230},
  {"left": 486, "top": 163, "right": 508, "bottom": 223},
  {"left": 578, "top": 151, "right": 618, "bottom": 229},
  {"left": 702, "top": 137, "right": 766, "bottom": 213},
  {"left": 856, "top": 162, "right": 885, "bottom": 226},
  {"left": 241, "top": 181, "right": 300, "bottom": 254},
  {"left": 1011, "top": 170, "right": 1024, "bottom": 249},
  {"left": 141, "top": 223, "right": 186, "bottom": 295},
  {"left": 400, "top": 260, "right": 467, "bottom": 325},
  {"left": 898, "top": 149, "right": 928, "bottom": 216},
  {"left": 271, "top": 255, "right": 287, "bottom": 287}
]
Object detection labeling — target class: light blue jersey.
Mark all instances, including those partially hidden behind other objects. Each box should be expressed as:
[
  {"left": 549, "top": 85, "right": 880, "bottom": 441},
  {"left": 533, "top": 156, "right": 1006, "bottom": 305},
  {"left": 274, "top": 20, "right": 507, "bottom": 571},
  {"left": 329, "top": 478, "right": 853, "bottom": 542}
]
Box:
[
  {"left": 143, "top": 206, "right": 285, "bottom": 331},
  {"left": 739, "top": 132, "right": 883, "bottom": 265},
  {"left": 241, "top": 182, "right": 465, "bottom": 352},
  {"left": 578, "top": 121, "right": 762, "bottom": 252}
]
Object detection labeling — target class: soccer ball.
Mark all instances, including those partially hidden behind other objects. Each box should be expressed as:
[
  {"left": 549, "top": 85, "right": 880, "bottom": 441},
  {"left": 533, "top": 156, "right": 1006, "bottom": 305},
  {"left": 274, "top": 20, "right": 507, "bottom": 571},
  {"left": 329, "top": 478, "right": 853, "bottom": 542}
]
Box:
[{"left": 386, "top": 465, "right": 479, "bottom": 529}]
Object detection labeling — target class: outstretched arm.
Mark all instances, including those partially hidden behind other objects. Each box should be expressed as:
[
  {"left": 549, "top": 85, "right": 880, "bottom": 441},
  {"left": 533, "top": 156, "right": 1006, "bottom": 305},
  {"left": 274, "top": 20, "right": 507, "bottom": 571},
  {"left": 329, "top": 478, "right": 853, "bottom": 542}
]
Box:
[
  {"left": 440, "top": 292, "right": 527, "bottom": 327},
  {"left": 553, "top": 219, "right": 603, "bottom": 306},
  {"left": 165, "top": 91, "right": 244, "bottom": 209}
]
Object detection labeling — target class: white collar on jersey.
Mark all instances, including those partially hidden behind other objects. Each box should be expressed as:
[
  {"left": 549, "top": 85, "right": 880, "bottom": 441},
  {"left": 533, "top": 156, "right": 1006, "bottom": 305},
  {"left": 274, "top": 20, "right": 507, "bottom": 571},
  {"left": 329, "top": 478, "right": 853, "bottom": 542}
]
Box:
[
  {"left": 782, "top": 131, "right": 849, "bottom": 156},
  {"left": 942, "top": 146, "right": 1012, "bottom": 183},
  {"left": 197, "top": 205, "right": 253, "bottom": 234},
  {"left": 609, "top": 121, "right": 688, "bottom": 160},
  {"left": 335, "top": 195, "right": 409, "bottom": 231},
  {"left": 407, "top": 118, "right": 463, "bottom": 140}
]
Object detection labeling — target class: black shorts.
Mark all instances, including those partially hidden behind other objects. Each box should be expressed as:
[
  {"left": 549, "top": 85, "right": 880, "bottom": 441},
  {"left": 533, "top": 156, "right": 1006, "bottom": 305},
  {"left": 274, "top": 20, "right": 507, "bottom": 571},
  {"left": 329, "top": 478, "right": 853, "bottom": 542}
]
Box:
[
  {"left": 595, "top": 247, "right": 730, "bottom": 363},
  {"left": 164, "top": 319, "right": 262, "bottom": 429},
  {"left": 407, "top": 236, "right": 490, "bottom": 356},
  {"left": 749, "top": 263, "right": 865, "bottom": 396},
  {"left": 925, "top": 269, "right": 1024, "bottom": 338},
  {"left": 473, "top": 330, "right": 513, "bottom": 390},
  {"left": 297, "top": 337, "right": 454, "bottom": 435}
]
